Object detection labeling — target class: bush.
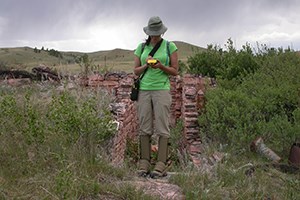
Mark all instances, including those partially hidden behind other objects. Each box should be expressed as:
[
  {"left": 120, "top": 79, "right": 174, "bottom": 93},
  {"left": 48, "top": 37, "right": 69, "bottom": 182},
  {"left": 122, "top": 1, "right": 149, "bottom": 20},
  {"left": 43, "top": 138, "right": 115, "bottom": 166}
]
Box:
[
  {"left": 187, "top": 39, "right": 259, "bottom": 83},
  {"left": 196, "top": 44, "right": 300, "bottom": 154},
  {"left": 187, "top": 44, "right": 222, "bottom": 77},
  {"left": 0, "top": 84, "right": 127, "bottom": 198},
  {"left": 47, "top": 91, "right": 113, "bottom": 143}
]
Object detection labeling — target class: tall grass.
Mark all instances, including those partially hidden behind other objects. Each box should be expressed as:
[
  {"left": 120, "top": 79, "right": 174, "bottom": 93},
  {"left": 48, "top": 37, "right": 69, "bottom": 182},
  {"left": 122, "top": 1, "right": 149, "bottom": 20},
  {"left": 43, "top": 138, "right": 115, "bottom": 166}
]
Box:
[{"left": 0, "top": 83, "right": 153, "bottom": 199}]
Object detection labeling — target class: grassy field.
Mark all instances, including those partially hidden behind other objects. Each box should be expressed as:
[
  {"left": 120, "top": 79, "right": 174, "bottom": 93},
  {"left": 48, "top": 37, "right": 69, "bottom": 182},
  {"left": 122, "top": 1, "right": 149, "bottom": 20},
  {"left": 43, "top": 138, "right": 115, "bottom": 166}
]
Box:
[
  {"left": 0, "top": 41, "right": 205, "bottom": 74},
  {"left": 0, "top": 84, "right": 299, "bottom": 199},
  {"left": 1, "top": 42, "right": 299, "bottom": 199}
]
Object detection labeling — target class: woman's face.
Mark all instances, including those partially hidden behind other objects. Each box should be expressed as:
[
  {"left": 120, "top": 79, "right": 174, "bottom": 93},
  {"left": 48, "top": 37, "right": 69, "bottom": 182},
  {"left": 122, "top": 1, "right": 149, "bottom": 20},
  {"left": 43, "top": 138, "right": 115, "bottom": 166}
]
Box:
[{"left": 150, "top": 35, "right": 161, "bottom": 43}]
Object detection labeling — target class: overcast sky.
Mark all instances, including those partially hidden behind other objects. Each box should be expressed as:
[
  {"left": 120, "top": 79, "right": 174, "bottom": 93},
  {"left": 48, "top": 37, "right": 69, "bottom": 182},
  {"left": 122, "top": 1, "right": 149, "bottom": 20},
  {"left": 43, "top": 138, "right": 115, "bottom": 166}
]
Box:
[{"left": 0, "top": 0, "right": 300, "bottom": 52}]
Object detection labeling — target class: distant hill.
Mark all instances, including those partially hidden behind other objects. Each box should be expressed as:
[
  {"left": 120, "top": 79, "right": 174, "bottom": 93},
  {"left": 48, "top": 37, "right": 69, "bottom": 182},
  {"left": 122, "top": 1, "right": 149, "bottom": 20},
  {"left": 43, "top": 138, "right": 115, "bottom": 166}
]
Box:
[
  {"left": 173, "top": 41, "right": 206, "bottom": 59},
  {"left": 0, "top": 41, "right": 205, "bottom": 73}
]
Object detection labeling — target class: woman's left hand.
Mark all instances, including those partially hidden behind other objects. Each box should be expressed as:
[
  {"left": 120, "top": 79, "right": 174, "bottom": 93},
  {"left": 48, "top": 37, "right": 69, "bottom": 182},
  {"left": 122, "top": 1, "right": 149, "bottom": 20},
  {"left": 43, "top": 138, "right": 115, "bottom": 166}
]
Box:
[{"left": 151, "top": 60, "right": 164, "bottom": 69}]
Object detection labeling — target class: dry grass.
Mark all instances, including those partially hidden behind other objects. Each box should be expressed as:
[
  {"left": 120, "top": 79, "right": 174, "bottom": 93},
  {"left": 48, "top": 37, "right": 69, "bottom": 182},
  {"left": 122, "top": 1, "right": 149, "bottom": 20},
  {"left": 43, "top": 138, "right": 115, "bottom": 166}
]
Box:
[
  {"left": 0, "top": 83, "right": 154, "bottom": 199},
  {"left": 168, "top": 146, "right": 300, "bottom": 200}
]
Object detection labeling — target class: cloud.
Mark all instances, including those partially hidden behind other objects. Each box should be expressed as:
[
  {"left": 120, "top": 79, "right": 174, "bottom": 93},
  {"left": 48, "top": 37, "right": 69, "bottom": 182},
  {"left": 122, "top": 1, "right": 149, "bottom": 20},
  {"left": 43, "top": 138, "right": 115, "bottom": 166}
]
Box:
[
  {"left": 0, "top": 16, "right": 8, "bottom": 36},
  {"left": 0, "top": 0, "right": 300, "bottom": 51}
]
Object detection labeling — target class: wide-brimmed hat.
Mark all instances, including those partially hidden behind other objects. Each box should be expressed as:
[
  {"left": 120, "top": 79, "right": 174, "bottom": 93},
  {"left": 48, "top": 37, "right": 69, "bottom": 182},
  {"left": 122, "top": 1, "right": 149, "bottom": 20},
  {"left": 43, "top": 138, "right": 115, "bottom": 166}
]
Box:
[{"left": 143, "top": 16, "right": 168, "bottom": 36}]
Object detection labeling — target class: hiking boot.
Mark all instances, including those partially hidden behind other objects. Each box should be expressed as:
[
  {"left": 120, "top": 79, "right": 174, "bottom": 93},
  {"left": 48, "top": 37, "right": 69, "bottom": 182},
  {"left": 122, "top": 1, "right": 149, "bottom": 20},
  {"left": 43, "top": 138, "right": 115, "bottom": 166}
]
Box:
[
  {"left": 150, "top": 161, "right": 167, "bottom": 178},
  {"left": 137, "top": 135, "right": 151, "bottom": 177},
  {"left": 137, "top": 159, "right": 150, "bottom": 177},
  {"left": 150, "top": 136, "right": 169, "bottom": 179}
]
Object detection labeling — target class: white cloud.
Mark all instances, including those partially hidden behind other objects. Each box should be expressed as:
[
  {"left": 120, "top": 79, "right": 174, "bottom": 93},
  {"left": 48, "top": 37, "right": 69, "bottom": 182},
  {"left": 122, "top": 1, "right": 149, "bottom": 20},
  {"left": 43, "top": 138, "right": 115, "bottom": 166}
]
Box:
[
  {"left": 29, "top": 17, "right": 145, "bottom": 52},
  {"left": 0, "top": 16, "right": 8, "bottom": 36},
  {"left": 239, "top": 15, "right": 300, "bottom": 50},
  {"left": 1, "top": 0, "right": 300, "bottom": 51}
]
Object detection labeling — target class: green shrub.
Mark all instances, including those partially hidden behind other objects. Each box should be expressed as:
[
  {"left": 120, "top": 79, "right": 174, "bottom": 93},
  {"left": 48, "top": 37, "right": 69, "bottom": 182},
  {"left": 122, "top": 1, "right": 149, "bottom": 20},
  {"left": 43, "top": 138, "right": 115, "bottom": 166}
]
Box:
[
  {"left": 197, "top": 45, "right": 300, "bottom": 154},
  {"left": 187, "top": 39, "right": 259, "bottom": 83},
  {"left": 187, "top": 44, "right": 222, "bottom": 77},
  {"left": 47, "top": 91, "right": 113, "bottom": 143},
  {"left": 0, "top": 85, "right": 121, "bottom": 198}
]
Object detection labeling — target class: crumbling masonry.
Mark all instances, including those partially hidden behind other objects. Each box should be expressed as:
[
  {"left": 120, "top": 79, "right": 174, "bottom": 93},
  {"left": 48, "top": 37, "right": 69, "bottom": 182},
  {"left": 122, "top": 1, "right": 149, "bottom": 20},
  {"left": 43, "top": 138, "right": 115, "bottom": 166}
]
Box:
[{"left": 87, "top": 73, "right": 210, "bottom": 166}]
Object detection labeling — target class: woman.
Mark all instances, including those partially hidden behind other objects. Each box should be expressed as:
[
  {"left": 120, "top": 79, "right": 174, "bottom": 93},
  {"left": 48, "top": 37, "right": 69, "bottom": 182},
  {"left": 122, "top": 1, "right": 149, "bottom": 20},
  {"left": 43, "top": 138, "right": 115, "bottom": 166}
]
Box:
[{"left": 133, "top": 16, "right": 178, "bottom": 178}]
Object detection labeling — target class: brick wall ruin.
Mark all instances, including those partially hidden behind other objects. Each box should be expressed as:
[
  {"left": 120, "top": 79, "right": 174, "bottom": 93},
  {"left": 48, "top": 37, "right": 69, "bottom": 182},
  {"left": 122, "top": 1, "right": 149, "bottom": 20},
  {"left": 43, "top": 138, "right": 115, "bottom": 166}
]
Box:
[{"left": 86, "top": 72, "right": 210, "bottom": 166}]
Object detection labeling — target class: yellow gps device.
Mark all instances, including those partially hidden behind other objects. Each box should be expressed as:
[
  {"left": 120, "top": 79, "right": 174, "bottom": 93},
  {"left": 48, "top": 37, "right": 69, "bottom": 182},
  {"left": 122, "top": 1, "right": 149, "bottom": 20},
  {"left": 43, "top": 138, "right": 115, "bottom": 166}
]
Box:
[{"left": 147, "top": 59, "right": 157, "bottom": 65}]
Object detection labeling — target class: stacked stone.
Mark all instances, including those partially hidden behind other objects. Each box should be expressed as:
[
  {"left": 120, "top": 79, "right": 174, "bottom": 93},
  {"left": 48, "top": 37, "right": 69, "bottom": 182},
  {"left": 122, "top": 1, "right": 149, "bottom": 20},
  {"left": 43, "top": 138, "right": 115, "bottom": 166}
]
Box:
[
  {"left": 182, "top": 74, "right": 203, "bottom": 166},
  {"left": 109, "top": 101, "right": 139, "bottom": 165},
  {"left": 86, "top": 73, "right": 207, "bottom": 167},
  {"left": 116, "top": 75, "right": 139, "bottom": 140},
  {"left": 87, "top": 73, "right": 119, "bottom": 95},
  {"left": 110, "top": 75, "right": 140, "bottom": 165},
  {"left": 110, "top": 102, "right": 126, "bottom": 166},
  {"left": 87, "top": 74, "right": 104, "bottom": 87},
  {"left": 169, "top": 76, "right": 182, "bottom": 127}
]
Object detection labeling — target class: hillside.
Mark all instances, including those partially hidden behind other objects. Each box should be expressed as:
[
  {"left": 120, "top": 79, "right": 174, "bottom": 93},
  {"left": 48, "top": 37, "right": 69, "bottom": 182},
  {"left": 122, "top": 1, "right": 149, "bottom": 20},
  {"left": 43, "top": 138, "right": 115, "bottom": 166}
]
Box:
[
  {"left": 0, "top": 41, "right": 205, "bottom": 73},
  {"left": 173, "top": 41, "right": 205, "bottom": 59}
]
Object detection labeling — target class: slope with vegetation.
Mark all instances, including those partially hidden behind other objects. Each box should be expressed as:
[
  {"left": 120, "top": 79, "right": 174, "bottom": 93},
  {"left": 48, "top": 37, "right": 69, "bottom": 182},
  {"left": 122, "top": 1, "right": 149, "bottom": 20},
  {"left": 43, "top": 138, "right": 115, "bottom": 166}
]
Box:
[
  {"left": 171, "top": 39, "right": 300, "bottom": 199},
  {"left": 0, "top": 39, "right": 299, "bottom": 199},
  {"left": 0, "top": 41, "right": 204, "bottom": 74},
  {"left": 187, "top": 39, "right": 300, "bottom": 150}
]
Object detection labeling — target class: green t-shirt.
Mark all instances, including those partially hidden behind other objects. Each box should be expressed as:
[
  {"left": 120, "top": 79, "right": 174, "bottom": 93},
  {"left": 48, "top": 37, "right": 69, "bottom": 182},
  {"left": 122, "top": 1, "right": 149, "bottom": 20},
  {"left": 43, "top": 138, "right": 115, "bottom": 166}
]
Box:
[{"left": 134, "top": 39, "right": 177, "bottom": 90}]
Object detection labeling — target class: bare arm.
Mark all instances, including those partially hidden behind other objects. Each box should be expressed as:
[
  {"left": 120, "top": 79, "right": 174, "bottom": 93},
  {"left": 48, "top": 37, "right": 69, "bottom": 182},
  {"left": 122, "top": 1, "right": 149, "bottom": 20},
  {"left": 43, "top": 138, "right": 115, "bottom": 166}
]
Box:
[{"left": 133, "top": 55, "right": 148, "bottom": 76}]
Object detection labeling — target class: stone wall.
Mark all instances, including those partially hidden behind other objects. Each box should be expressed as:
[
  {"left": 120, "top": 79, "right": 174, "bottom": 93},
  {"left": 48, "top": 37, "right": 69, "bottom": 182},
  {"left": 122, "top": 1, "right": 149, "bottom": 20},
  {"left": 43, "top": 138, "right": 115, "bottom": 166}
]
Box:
[{"left": 85, "top": 73, "right": 209, "bottom": 166}]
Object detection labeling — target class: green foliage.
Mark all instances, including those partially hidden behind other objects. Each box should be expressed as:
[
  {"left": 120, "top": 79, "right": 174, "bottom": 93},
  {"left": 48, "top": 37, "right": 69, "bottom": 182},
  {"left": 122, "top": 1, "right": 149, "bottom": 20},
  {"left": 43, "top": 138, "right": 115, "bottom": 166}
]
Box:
[
  {"left": 23, "top": 92, "right": 47, "bottom": 144},
  {"left": 0, "top": 88, "right": 47, "bottom": 144},
  {"left": 187, "top": 38, "right": 259, "bottom": 83},
  {"left": 0, "top": 85, "right": 131, "bottom": 198},
  {"left": 50, "top": 90, "right": 116, "bottom": 165},
  {"left": 187, "top": 43, "right": 222, "bottom": 77},
  {"left": 197, "top": 44, "right": 300, "bottom": 153},
  {"left": 54, "top": 168, "right": 74, "bottom": 199},
  {"left": 33, "top": 47, "right": 41, "bottom": 53},
  {"left": 169, "top": 120, "right": 185, "bottom": 167},
  {"left": 125, "top": 137, "right": 139, "bottom": 164},
  {"left": 76, "top": 54, "right": 95, "bottom": 76},
  {"left": 77, "top": 54, "right": 114, "bottom": 75},
  {"left": 178, "top": 60, "right": 187, "bottom": 75},
  {"left": 48, "top": 48, "right": 63, "bottom": 58},
  {"left": 0, "top": 95, "right": 20, "bottom": 133},
  {"left": 75, "top": 53, "right": 90, "bottom": 65}
]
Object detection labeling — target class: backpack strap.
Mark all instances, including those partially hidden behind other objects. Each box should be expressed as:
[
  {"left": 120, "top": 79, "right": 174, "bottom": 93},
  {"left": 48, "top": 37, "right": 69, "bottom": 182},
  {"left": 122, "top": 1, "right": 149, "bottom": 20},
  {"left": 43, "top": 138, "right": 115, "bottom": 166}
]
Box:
[
  {"left": 141, "top": 42, "right": 146, "bottom": 55},
  {"left": 139, "top": 43, "right": 147, "bottom": 80},
  {"left": 167, "top": 41, "right": 170, "bottom": 57},
  {"left": 166, "top": 40, "right": 171, "bottom": 65}
]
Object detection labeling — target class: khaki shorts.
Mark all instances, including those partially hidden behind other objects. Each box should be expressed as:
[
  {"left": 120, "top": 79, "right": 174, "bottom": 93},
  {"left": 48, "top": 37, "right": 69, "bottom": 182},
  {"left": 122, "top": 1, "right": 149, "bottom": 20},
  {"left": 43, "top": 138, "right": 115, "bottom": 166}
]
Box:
[{"left": 137, "top": 90, "right": 172, "bottom": 138}]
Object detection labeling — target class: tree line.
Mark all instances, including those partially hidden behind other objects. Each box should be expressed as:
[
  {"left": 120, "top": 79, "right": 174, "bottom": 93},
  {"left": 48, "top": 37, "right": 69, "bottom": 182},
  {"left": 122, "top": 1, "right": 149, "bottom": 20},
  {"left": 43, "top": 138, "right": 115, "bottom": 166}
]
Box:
[{"left": 33, "top": 47, "right": 63, "bottom": 58}]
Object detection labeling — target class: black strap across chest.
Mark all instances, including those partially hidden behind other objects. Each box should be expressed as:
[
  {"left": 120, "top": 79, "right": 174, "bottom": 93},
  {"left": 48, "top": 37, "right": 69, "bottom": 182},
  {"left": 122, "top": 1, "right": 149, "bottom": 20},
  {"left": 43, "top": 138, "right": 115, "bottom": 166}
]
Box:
[{"left": 140, "top": 39, "right": 164, "bottom": 80}]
